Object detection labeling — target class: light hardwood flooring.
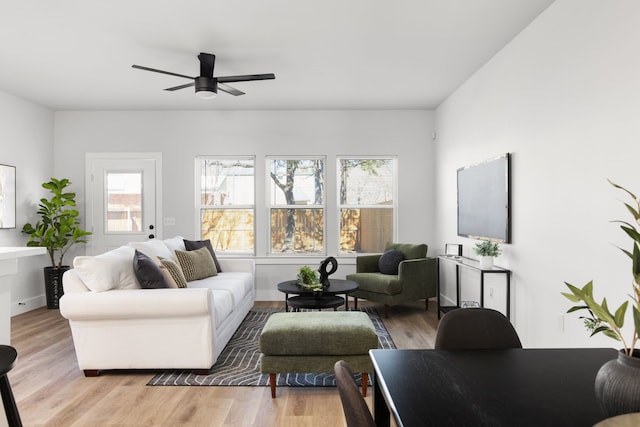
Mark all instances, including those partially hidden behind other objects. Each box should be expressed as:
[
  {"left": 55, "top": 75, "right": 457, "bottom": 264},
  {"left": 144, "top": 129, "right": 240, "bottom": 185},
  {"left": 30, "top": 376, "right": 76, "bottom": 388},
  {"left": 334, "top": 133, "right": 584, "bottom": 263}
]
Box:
[{"left": 8, "top": 300, "right": 439, "bottom": 426}]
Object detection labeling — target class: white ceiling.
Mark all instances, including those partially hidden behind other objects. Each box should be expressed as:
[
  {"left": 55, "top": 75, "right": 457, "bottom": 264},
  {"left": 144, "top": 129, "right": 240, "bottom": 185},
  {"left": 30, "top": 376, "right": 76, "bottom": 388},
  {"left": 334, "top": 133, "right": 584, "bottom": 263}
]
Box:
[{"left": 0, "top": 0, "right": 554, "bottom": 111}]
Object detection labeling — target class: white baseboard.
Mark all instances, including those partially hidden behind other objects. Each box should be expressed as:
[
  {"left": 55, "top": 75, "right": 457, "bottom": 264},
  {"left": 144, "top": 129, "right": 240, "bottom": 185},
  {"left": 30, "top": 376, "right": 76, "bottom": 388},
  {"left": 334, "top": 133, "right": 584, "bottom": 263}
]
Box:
[{"left": 11, "top": 294, "right": 46, "bottom": 316}]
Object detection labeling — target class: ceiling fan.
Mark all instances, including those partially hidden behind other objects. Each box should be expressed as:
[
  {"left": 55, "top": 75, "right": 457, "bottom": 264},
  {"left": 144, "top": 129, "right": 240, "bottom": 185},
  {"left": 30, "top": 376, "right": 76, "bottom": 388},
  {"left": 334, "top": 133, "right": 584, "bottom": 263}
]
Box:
[{"left": 132, "top": 52, "right": 275, "bottom": 99}]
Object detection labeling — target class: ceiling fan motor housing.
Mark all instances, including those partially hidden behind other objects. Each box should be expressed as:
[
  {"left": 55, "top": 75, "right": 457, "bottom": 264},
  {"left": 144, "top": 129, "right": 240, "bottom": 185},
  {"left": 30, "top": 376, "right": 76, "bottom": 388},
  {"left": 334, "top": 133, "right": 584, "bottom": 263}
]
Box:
[{"left": 195, "top": 76, "right": 217, "bottom": 97}]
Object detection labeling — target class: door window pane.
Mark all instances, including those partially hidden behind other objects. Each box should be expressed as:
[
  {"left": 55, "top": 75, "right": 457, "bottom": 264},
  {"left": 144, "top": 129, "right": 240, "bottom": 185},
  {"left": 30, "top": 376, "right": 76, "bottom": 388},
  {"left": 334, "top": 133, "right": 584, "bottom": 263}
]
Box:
[{"left": 106, "top": 172, "right": 142, "bottom": 233}]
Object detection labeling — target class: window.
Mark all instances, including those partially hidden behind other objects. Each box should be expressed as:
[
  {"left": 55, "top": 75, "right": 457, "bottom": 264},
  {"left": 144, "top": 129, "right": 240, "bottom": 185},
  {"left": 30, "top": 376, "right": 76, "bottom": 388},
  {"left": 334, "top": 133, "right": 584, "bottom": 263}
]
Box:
[
  {"left": 106, "top": 171, "right": 142, "bottom": 232},
  {"left": 338, "top": 157, "right": 396, "bottom": 254},
  {"left": 196, "top": 157, "right": 255, "bottom": 254},
  {"left": 268, "top": 157, "right": 325, "bottom": 254}
]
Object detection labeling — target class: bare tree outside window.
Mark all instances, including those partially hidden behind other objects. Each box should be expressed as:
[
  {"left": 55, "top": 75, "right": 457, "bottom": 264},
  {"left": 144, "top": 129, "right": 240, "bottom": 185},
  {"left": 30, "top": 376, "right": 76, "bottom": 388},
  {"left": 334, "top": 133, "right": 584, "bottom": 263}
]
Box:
[
  {"left": 269, "top": 158, "right": 325, "bottom": 254},
  {"left": 338, "top": 158, "right": 396, "bottom": 253}
]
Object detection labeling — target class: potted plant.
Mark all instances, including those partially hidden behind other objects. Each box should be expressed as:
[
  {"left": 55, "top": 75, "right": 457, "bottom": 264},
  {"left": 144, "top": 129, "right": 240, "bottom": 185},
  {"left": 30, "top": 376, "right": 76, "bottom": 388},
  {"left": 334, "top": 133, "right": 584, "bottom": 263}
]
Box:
[
  {"left": 562, "top": 180, "right": 640, "bottom": 417},
  {"left": 474, "top": 239, "right": 501, "bottom": 269},
  {"left": 297, "top": 265, "right": 323, "bottom": 292},
  {"left": 22, "top": 178, "right": 91, "bottom": 309}
]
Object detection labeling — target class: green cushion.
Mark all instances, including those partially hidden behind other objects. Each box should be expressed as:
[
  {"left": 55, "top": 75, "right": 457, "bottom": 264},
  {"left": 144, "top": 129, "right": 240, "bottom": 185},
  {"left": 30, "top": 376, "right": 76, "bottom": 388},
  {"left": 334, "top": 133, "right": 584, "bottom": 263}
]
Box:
[
  {"left": 346, "top": 272, "right": 402, "bottom": 295},
  {"left": 385, "top": 242, "right": 427, "bottom": 260},
  {"left": 259, "top": 312, "right": 378, "bottom": 356}
]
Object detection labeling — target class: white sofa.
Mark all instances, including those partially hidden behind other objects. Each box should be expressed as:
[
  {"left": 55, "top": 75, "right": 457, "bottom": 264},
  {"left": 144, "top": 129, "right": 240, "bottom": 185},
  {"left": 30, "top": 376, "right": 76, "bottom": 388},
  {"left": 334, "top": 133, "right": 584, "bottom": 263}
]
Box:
[{"left": 60, "top": 236, "right": 255, "bottom": 376}]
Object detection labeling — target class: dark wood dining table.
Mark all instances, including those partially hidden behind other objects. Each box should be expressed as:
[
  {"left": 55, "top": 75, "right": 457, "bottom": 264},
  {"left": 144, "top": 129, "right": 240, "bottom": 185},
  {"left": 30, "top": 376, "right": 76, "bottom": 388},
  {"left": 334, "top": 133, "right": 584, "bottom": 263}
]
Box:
[{"left": 369, "top": 348, "right": 617, "bottom": 427}]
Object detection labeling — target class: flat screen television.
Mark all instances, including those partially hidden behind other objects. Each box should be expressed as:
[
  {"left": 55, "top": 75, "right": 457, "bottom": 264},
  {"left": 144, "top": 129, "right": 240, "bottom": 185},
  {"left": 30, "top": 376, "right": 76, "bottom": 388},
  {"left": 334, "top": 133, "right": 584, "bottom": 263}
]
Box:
[{"left": 457, "top": 153, "right": 510, "bottom": 243}]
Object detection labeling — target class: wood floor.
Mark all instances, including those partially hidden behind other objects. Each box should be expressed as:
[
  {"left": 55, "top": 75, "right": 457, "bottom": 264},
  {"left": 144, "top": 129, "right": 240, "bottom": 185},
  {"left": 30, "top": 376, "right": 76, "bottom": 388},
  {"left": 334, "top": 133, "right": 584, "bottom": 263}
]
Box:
[{"left": 8, "top": 300, "right": 439, "bottom": 427}]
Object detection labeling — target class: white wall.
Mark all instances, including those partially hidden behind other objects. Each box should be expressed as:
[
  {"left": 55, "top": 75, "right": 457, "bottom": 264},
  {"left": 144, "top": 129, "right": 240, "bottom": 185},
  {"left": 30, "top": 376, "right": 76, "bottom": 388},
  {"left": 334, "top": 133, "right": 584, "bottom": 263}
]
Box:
[
  {"left": 54, "top": 110, "right": 436, "bottom": 299},
  {"left": 0, "top": 91, "right": 54, "bottom": 313},
  {"left": 434, "top": 0, "right": 640, "bottom": 348}
]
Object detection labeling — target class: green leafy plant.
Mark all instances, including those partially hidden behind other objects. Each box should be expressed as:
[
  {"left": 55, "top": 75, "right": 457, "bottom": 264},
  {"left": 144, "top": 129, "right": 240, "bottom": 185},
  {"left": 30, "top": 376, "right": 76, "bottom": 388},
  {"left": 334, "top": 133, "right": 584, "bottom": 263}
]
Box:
[
  {"left": 297, "top": 265, "right": 323, "bottom": 291},
  {"left": 22, "top": 178, "right": 92, "bottom": 268},
  {"left": 562, "top": 180, "right": 640, "bottom": 356},
  {"left": 474, "top": 240, "right": 501, "bottom": 257}
]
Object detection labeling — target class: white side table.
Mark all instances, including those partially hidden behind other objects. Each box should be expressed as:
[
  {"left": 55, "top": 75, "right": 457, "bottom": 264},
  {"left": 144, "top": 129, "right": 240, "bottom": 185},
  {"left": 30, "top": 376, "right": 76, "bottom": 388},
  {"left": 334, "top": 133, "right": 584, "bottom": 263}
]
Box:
[{"left": 0, "top": 247, "right": 47, "bottom": 345}]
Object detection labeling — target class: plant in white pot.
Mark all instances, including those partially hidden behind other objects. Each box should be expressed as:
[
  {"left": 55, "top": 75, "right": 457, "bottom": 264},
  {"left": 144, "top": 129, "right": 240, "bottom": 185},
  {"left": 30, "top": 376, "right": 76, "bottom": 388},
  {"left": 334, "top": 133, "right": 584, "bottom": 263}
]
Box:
[
  {"left": 22, "top": 178, "right": 91, "bottom": 309},
  {"left": 473, "top": 240, "right": 501, "bottom": 269},
  {"left": 562, "top": 180, "right": 640, "bottom": 417}
]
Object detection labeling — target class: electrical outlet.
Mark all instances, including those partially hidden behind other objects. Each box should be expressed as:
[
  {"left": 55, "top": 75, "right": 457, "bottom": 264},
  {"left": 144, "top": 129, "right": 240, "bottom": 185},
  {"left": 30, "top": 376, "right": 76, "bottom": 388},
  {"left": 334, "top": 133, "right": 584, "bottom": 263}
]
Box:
[
  {"left": 163, "top": 217, "right": 176, "bottom": 226},
  {"left": 489, "top": 287, "right": 494, "bottom": 298},
  {"left": 557, "top": 314, "right": 565, "bottom": 333}
]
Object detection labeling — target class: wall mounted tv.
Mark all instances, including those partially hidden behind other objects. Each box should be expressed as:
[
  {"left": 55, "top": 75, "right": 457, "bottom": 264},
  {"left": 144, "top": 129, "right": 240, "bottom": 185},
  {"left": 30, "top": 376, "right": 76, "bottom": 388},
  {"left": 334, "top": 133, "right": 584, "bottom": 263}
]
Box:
[{"left": 457, "top": 153, "right": 511, "bottom": 243}]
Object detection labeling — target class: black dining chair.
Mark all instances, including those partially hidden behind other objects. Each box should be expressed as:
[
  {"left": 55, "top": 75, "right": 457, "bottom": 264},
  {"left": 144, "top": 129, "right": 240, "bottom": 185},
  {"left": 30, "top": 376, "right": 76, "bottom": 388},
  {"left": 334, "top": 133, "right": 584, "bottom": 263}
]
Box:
[
  {"left": 334, "top": 360, "right": 375, "bottom": 427},
  {"left": 0, "top": 345, "right": 22, "bottom": 427},
  {"left": 435, "top": 307, "right": 522, "bottom": 350}
]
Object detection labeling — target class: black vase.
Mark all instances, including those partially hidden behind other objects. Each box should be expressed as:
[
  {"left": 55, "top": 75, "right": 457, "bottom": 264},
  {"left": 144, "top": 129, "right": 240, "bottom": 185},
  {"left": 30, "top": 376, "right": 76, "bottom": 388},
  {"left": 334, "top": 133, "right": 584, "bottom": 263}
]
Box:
[
  {"left": 595, "top": 349, "right": 640, "bottom": 417},
  {"left": 44, "top": 266, "right": 70, "bottom": 309}
]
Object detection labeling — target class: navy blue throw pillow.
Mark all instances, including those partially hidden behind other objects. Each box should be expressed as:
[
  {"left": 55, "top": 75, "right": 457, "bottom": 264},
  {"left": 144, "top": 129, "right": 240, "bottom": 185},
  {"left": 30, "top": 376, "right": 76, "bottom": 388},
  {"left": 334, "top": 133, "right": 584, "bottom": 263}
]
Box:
[{"left": 378, "top": 249, "right": 405, "bottom": 275}]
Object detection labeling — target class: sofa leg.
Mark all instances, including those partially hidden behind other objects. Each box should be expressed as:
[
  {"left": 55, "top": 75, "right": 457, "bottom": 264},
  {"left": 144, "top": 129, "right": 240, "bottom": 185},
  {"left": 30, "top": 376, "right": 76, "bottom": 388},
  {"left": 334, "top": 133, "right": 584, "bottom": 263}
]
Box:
[
  {"left": 83, "top": 370, "right": 100, "bottom": 377},
  {"left": 361, "top": 372, "right": 368, "bottom": 397},
  {"left": 269, "top": 373, "right": 277, "bottom": 398}
]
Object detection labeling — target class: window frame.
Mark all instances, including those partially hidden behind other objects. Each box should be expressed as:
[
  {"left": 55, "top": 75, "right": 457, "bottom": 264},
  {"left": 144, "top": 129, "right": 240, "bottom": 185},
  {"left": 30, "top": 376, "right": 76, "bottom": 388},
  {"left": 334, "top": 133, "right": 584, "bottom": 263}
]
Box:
[
  {"left": 266, "top": 155, "right": 327, "bottom": 256},
  {"left": 195, "top": 155, "right": 256, "bottom": 256},
  {"left": 336, "top": 156, "right": 398, "bottom": 255}
]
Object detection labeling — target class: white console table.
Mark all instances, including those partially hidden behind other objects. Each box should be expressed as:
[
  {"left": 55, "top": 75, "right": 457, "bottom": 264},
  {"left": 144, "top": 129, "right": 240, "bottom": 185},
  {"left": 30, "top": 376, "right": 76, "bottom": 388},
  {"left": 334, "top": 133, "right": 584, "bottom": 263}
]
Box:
[{"left": 0, "top": 247, "right": 47, "bottom": 345}]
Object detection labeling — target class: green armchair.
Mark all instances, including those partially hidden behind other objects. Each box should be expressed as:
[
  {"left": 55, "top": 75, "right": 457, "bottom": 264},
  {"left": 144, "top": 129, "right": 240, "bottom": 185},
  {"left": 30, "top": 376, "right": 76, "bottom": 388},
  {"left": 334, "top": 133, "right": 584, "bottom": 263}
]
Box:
[{"left": 346, "top": 242, "right": 438, "bottom": 318}]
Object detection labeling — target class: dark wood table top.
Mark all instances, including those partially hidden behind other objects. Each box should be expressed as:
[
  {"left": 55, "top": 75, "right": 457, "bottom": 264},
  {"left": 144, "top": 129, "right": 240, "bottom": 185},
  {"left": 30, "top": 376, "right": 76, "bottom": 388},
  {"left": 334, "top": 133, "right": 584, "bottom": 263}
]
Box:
[
  {"left": 0, "top": 345, "right": 17, "bottom": 376},
  {"left": 370, "top": 348, "right": 617, "bottom": 427},
  {"left": 277, "top": 279, "right": 358, "bottom": 295}
]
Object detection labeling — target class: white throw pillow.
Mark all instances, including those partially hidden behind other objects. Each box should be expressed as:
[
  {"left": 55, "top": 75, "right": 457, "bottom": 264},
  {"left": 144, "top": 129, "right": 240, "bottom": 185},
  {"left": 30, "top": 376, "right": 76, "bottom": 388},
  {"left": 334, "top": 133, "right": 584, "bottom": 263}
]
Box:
[
  {"left": 73, "top": 246, "right": 139, "bottom": 292},
  {"left": 128, "top": 239, "right": 173, "bottom": 260},
  {"left": 162, "top": 236, "right": 186, "bottom": 260}
]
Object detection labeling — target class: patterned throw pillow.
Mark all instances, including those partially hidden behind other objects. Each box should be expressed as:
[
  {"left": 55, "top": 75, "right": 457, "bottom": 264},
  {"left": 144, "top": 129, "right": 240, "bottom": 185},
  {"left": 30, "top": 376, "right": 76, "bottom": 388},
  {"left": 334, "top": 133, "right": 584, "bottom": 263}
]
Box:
[
  {"left": 133, "top": 250, "right": 171, "bottom": 289},
  {"left": 159, "top": 257, "right": 188, "bottom": 288},
  {"left": 175, "top": 247, "right": 218, "bottom": 281},
  {"left": 184, "top": 239, "right": 222, "bottom": 272}
]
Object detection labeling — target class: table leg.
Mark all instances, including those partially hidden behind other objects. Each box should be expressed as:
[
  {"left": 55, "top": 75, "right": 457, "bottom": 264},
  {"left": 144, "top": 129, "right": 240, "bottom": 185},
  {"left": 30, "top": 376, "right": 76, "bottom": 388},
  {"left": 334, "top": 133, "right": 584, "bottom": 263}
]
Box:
[
  {"left": 344, "top": 293, "right": 349, "bottom": 311},
  {"left": 373, "top": 373, "right": 390, "bottom": 427},
  {"left": 284, "top": 293, "right": 289, "bottom": 312}
]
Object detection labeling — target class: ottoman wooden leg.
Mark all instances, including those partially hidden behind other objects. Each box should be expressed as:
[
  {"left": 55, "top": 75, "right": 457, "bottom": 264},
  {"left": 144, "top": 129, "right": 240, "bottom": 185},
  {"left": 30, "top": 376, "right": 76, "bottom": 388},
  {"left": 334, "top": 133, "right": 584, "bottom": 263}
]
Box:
[
  {"left": 269, "top": 373, "right": 277, "bottom": 398},
  {"left": 362, "top": 372, "right": 368, "bottom": 397}
]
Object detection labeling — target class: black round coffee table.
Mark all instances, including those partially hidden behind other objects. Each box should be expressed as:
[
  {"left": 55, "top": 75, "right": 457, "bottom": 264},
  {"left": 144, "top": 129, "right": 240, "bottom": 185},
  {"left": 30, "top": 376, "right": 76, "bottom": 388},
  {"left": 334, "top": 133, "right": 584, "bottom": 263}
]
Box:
[
  {"left": 277, "top": 279, "right": 358, "bottom": 311},
  {"left": 287, "top": 295, "right": 345, "bottom": 312}
]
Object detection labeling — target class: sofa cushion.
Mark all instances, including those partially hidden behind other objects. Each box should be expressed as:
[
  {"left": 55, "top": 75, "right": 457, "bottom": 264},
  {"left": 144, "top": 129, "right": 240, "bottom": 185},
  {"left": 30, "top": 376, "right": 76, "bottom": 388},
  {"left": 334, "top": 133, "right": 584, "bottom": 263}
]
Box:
[
  {"left": 346, "top": 272, "right": 402, "bottom": 295},
  {"left": 378, "top": 249, "right": 405, "bottom": 275},
  {"left": 73, "top": 246, "right": 139, "bottom": 292},
  {"left": 128, "top": 240, "right": 173, "bottom": 260},
  {"left": 188, "top": 274, "right": 248, "bottom": 308},
  {"left": 133, "top": 250, "right": 171, "bottom": 289},
  {"left": 159, "top": 257, "right": 188, "bottom": 288},
  {"left": 175, "top": 247, "right": 218, "bottom": 281},
  {"left": 184, "top": 239, "right": 222, "bottom": 272},
  {"left": 385, "top": 242, "right": 428, "bottom": 260}
]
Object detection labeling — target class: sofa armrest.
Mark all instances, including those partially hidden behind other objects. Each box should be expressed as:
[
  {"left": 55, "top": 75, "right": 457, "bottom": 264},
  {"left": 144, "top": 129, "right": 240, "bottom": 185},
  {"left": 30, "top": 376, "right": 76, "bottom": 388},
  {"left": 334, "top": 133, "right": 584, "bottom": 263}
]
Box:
[
  {"left": 218, "top": 258, "right": 255, "bottom": 274},
  {"left": 356, "top": 254, "right": 382, "bottom": 273},
  {"left": 398, "top": 257, "right": 438, "bottom": 296},
  {"left": 59, "top": 288, "right": 212, "bottom": 321}
]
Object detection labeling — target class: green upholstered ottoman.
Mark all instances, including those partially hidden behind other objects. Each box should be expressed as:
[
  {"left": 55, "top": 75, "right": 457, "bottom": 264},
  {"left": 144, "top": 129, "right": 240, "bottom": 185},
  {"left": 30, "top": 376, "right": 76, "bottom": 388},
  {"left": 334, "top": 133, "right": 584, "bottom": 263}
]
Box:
[{"left": 259, "top": 311, "right": 378, "bottom": 398}]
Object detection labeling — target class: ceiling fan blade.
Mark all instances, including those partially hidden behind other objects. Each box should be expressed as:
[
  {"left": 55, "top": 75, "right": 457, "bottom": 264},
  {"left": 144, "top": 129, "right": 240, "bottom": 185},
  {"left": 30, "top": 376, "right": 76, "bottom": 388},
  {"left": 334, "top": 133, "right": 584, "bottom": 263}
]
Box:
[
  {"left": 198, "top": 53, "right": 216, "bottom": 78},
  {"left": 218, "top": 83, "right": 245, "bottom": 96},
  {"left": 132, "top": 65, "right": 194, "bottom": 80},
  {"left": 165, "top": 82, "right": 195, "bottom": 91},
  {"left": 216, "top": 73, "right": 275, "bottom": 83}
]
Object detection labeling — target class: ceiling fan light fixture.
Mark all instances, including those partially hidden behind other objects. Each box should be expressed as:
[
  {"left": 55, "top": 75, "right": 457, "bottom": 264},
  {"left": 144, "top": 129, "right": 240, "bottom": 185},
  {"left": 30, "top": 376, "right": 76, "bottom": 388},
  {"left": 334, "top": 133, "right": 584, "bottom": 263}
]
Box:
[{"left": 195, "top": 76, "right": 218, "bottom": 99}]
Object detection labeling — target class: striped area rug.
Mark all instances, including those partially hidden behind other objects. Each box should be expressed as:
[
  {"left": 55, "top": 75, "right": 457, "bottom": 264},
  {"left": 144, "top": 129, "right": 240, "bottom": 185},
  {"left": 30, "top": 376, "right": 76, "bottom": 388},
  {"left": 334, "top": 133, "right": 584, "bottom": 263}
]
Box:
[{"left": 147, "top": 307, "right": 395, "bottom": 387}]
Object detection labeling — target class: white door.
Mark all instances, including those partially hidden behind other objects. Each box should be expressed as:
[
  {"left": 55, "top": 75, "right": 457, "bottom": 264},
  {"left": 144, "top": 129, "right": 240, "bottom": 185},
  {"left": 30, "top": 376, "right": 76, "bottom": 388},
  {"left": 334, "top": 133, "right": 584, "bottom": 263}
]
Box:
[{"left": 85, "top": 153, "right": 162, "bottom": 255}]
